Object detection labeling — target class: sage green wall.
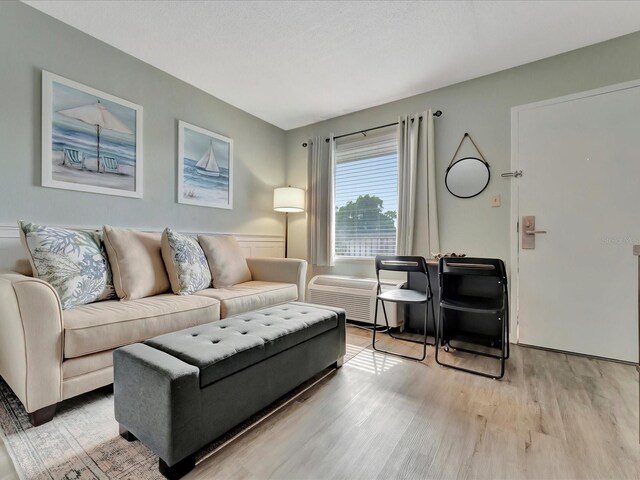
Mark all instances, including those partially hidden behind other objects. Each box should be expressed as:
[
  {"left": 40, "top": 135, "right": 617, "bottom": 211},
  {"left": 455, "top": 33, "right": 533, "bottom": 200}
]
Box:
[
  {"left": 0, "top": 1, "right": 286, "bottom": 235},
  {"left": 284, "top": 30, "right": 640, "bottom": 277},
  {"left": 4, "top": 0, "right": 640, "bottom": 275}
]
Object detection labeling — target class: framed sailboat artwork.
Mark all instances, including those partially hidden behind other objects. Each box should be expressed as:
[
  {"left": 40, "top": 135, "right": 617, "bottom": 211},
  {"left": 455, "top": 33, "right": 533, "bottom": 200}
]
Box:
[{"left": 178, "top": 120, "right": 233, "bottom": 209}]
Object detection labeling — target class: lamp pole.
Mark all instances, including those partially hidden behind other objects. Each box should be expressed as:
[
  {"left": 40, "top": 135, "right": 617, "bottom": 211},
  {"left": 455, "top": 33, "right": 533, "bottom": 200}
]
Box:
[
  {"left": 273, "top": 186, "right": 305, "bottom": 259},
  {"left": 284, "top": 212, "right": 289, "bottom": 258}
]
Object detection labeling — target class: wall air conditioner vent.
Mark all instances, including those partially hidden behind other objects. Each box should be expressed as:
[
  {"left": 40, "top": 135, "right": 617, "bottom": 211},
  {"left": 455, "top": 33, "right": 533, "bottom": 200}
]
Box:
[{"left": 307, "top": 275, "right": 405, "bottom": 327}]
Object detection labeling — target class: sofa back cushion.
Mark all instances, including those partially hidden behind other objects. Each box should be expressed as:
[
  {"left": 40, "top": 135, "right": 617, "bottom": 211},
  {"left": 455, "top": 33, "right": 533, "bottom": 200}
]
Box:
[
  {"left": 103, "top": 225, "right": 170, "bottom": 300},
  {"left": 161, "top": 228, "right": 212, "bottom": 295},
  {"left": 18, "top": 221, "right": 116, "bottom": 309},
  {"left": 14, "top": 258, "right": 33, "bottom": 276},
  {"left": 198, "top": 235, "right": 252, "bottom": 288}
]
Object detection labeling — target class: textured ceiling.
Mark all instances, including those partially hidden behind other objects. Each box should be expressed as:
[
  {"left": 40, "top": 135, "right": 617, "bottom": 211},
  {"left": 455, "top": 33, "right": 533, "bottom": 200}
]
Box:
[{"left": 23, "top": 0, "right": 640, "bottom": 130}]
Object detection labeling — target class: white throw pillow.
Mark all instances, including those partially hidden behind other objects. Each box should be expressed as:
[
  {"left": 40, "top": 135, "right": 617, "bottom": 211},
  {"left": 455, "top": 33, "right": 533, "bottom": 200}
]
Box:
[
  {"left": 197, "top": 235, "right": 252, "bottom": 288},
  {"left": 18, "top": 221, "right": 116, "bottom": 309},
  {"left": 161, "top": 228, "right": 212, "bottom": 295}
]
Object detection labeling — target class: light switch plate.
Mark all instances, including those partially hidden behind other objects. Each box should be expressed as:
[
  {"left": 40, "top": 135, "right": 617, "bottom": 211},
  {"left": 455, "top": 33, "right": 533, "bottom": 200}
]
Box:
[{"left": 491, "top": 194, "right": 501, "bottom": 207}]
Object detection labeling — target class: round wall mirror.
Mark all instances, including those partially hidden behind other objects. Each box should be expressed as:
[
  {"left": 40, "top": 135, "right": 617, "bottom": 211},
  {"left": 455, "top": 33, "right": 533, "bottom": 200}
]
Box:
[{"left": 445, "top": 157, "right": 490, "bottom": 198}]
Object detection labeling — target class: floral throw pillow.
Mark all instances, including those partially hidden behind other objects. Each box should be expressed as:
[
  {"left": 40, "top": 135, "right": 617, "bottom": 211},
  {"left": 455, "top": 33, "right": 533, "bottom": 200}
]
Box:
[
  {"left": 161, "top": 228, "right": 212, "bottom": 295},
  {"left": 19, "top": 221, "right": 117, "bottom": 309}
]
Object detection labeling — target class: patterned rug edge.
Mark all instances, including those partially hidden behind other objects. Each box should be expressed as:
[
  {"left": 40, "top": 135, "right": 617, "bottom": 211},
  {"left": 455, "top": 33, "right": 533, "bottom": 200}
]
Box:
[
  {"left": 0, "top": 344, "right": 365, "bottom": 480},
  {"left": 0, "top": 418, "right": 23, "bottom": 480}
]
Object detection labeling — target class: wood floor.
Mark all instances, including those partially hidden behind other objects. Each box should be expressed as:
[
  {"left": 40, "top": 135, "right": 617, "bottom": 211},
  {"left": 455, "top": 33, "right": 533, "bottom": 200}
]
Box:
[
  {"left": 0, "top": 326, "right": 637, "bottom": 479},
  {"left": 190, "top": 326, "right": 639, "bottom": 480}
]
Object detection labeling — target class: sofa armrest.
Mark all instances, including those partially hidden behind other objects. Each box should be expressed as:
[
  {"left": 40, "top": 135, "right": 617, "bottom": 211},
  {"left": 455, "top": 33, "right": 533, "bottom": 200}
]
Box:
[
  {"left": 246, "top": 257, "right": 308, "bottom": 302},
  {"left": 0, "top": 273, "right": 63, "bottom": 413}
]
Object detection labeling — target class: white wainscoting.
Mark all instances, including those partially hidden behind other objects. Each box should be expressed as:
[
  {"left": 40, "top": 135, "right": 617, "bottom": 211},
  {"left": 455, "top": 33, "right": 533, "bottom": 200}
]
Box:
[{"left": 0, "top": 224, "right": 284, "bottom": 272}]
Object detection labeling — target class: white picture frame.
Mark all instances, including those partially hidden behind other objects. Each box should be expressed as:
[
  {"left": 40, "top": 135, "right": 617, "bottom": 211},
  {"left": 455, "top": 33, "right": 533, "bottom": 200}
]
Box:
[
  {"left": 42, "top": 71, "right": 143, "bottom": 198},
  {"left": 178, "top": 120, "right": 233, "bottom": 209}
]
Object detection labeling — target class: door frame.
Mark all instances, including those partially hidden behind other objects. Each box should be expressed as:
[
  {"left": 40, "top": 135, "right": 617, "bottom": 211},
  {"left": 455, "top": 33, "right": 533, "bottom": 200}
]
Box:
[{"left": 509, "top": 78, "right": 640, "bottom": 346}]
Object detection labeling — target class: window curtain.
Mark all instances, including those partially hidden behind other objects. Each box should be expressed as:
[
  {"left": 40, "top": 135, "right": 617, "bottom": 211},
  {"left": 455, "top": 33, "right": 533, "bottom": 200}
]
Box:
[
  {"left": 307, "top": 135, "right": 335, "bottom": 266},
  {"left": 396, "top": 109, "right": 439, "bottom": 256}
]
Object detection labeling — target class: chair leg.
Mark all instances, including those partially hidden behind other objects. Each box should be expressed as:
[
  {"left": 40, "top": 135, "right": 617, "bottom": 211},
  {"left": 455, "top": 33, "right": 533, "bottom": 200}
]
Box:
[
  {"left": 372, "top": 298, "right": 390, "bottom": 353},
  {"left": 432, "top": 298, "right": 438, "bottom": 348},
  {"left": 388, "top": 298, "right": 436, "bottom": 346},
  {"left": 504, "top": 302, "right": 511, "bottom": 360},
  {"left": 435, "top": 306, "right": 507, "bottom": 380},
  {"left": 372, "top": 299, "right": 427, "bottom": 361},
  {"left": 499, "top": 313, "right": 506, "bottom": 378},
  {"left": 435, "top": 306, "right": 444, "bottom": 366},
  {"left": 421, "top": 299, "right": 429, "bottom": 359},
  {"left": 380, "top": 300, "right": 392, "bottom": 331},
  {"left": 372, "top": 298, "right": 379, "bottom": 349},
  {"left": 429, "top": 293, "right": 437, "bottom": 344}
]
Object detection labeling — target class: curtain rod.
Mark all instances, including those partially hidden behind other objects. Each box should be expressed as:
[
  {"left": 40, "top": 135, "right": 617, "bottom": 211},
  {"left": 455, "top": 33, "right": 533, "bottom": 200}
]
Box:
[{"left": 301, "top": 110, "right": 442, "bottom": 147}]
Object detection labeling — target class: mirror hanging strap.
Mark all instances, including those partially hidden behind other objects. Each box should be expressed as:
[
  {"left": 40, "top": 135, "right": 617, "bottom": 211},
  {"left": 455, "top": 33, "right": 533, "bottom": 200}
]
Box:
[{"left": 448, "top": 132, "right": 488, "bottom": 168}]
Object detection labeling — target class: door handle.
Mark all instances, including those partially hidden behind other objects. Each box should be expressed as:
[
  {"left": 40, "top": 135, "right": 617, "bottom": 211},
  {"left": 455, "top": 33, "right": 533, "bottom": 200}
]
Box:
[{"left": 522, "top": 216, "right": 545, "bottom": 249}]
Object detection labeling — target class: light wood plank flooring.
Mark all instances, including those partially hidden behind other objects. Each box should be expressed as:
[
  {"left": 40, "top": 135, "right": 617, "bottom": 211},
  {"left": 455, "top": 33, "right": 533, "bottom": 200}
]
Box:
[
  {"left": 0, "top": 326, "right": 637, "bottom": 479},
  {"left": 190, "top": 326, "right": 639, "bottom": 480}
]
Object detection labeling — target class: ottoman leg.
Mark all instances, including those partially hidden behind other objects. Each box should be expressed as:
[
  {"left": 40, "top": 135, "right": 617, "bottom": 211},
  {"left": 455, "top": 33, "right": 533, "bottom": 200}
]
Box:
[
  {"left": 332, "top": 356, "right": 344, "bottom": 369},
  {"left": 119, "top": 425, "right": 137, "bottom": 442},
  {"left": 159, "top": 454, "right": 196, "bottom": 480}
]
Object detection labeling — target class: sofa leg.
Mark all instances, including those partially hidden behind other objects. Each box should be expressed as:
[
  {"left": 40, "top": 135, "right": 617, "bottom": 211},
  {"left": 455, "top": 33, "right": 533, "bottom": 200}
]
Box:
[
  {"left": 101, "top": 383, "right": 114, "bottom": 394},
  {"left": 28, "top": 404, "right": 57, "bottom": 427},
  {"left": 119, "top": 425, "right": 137, "bottom": 442},
  {"left": 159, "top": 454, "right": 196, "bottom": 479},
  {"left": 332, "top": 356, "right": 344, "bottom": 369}
]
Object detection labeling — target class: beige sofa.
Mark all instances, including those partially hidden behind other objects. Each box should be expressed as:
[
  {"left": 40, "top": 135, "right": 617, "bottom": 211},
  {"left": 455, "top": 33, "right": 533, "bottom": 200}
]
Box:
[{"left": 0, "top": 256, "right": 307, "bottom": 426}]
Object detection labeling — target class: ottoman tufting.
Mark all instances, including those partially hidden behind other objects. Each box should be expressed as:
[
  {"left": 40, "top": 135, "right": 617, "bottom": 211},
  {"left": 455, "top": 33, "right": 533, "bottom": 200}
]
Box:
[{"left": 113, "top": 302, "right": 346, "bottom": 479}]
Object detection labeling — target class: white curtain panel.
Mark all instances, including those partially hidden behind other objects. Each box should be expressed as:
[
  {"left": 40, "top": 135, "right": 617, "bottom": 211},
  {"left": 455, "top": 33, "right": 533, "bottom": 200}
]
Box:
[
  {"left": 396, "top": 109, "right": 439, "bottom": 256},
  {"left": 307, "top": 135, "right": 335, "bottom": 266}
]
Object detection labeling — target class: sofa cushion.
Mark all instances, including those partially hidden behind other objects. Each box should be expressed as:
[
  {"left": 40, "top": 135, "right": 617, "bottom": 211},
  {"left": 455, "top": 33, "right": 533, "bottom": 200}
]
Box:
[
  {"left": 161, "top": 228, "right": 212, "bottom": 295},
  {"left": 198, "top": 235, "right": 251, "bottom": 287},
  {"left": 145, "top": 303, "right": 339, "bottom": 387},
  {"left": 63, "top": 349, "right": 115, "bottom": 380},
  {"left": 194, "top": 281, "right": 297, "bottom": 317},
  {"left": 103, "top": 226, "right": 171, "bottom": 300},
  {"left": 19, "top": 221, "right": 116, "bottom": 309},
  {"left": 63, "top": 294, "right": 220, "bottom": 358}
]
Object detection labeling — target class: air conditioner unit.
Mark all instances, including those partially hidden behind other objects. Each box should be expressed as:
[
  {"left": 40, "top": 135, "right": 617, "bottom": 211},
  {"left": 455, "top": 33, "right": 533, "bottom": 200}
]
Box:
[{"left": 307, "top": 275, "right": 405, "bottom": 327}]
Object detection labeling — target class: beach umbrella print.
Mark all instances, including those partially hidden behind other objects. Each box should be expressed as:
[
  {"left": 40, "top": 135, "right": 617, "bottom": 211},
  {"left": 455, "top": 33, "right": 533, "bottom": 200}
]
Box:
[{"left": 58, "top": 101, "right": 132, "bottom": 173}]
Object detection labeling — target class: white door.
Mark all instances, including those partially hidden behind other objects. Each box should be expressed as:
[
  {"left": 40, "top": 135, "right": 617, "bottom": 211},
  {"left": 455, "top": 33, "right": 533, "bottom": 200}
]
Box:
[{"left": 512, "top": 81, "right": 640, "bottom": 362}]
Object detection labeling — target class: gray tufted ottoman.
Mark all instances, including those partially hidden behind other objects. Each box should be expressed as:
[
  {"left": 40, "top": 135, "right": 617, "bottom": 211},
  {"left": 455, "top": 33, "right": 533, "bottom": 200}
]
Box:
[{"left": 113, "top": 302, "right": 346, "bottom": 479}]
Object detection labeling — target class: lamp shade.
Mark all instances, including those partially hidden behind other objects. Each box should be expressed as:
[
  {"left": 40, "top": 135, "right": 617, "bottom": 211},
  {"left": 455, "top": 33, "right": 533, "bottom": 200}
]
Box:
[{"left": 273, "top": 187, "right": 305, "bottom": 212}]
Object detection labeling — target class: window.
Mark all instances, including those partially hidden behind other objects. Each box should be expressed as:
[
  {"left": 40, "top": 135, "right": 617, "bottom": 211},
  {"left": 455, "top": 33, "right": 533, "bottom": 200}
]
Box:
[{"left": 334, "top": 134, "right": 398, "bottom": 258}]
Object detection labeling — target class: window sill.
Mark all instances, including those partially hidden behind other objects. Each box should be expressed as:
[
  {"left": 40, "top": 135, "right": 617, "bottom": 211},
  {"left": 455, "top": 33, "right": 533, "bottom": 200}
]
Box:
[{"left": 335, "top": 256, "right": 376, "bottom": 263}]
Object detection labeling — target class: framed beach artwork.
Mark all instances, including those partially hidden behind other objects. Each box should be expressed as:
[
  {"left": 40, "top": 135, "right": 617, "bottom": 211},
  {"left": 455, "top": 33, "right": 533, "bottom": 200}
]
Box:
[
  {"left": 178, "top": 120, "right": 233, "bottom": 209},
  {"left": 42, "top": 71, "right": 143, "bottom": 198}
]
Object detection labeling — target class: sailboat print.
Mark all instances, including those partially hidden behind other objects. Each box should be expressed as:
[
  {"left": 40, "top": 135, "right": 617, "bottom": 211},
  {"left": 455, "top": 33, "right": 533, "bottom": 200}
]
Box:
[{"left": 194, "top": 141, "right": 220, "bottom": 177}]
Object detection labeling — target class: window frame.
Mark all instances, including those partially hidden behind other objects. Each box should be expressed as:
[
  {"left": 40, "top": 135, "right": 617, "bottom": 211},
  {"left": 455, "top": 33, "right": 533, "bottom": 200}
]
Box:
[{"left": 333, "top": 132, "right": 399, "bottom": 260}]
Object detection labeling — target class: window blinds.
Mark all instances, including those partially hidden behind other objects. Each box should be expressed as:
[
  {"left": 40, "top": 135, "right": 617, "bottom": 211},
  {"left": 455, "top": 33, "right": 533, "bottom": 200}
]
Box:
[{"left": 334, "top": 133, "right": 398, "bottom": 258}]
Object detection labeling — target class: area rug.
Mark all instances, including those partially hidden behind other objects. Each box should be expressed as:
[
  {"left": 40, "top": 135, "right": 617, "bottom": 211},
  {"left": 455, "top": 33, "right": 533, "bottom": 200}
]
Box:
[{"left": 0, "top": 341, "right": 368, "bottom": 479}]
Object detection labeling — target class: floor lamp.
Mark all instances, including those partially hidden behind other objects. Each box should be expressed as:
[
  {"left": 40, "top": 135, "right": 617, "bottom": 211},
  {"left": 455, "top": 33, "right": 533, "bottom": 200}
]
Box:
[{"left": 273, "top": 186, "right": 305, "bottom": 258}]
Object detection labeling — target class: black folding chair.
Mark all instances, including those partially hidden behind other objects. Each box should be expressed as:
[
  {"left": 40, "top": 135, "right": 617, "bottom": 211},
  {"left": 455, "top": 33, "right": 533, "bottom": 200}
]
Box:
[
  {"left": 372, "top": 255, "right": 436, "bottom": 361},
  {"left": 435, "top": 257, "right": 509, "bottom": 379}
]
